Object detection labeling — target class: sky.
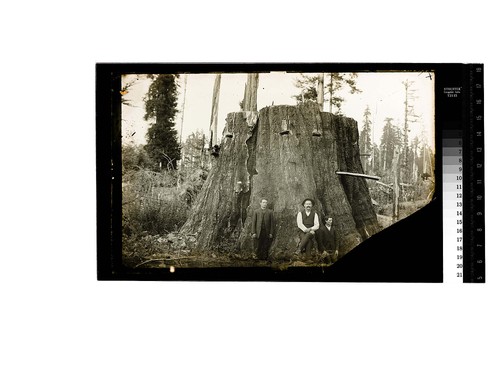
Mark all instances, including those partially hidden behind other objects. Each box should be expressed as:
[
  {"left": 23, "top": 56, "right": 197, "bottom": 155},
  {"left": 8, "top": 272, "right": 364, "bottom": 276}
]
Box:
[{"left": 122, "top": 71, "right": 434, "bottom": 150}]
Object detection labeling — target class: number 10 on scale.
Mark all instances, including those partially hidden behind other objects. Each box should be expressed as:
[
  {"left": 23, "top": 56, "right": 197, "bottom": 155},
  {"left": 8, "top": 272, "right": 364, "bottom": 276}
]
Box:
[{"left": 443, "top": 145, "right": 463, "bottom": 283}]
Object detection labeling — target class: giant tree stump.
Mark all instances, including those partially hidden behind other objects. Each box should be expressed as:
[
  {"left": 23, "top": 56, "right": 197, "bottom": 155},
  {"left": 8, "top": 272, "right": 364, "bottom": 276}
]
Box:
[{"left": 181, "top": 102, "right": 380, "bottom": 260}]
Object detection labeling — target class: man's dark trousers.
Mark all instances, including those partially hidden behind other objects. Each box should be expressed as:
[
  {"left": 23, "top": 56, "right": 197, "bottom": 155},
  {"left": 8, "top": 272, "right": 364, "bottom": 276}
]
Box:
[{"left": 255, "top": 224, "right": 270, "bottom": 260}]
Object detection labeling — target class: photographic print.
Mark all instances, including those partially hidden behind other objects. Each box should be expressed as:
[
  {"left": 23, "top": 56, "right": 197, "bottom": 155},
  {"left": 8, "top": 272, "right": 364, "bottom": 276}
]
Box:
[{"left": 118, "top": 69, "right": 435, "bottom": 273}]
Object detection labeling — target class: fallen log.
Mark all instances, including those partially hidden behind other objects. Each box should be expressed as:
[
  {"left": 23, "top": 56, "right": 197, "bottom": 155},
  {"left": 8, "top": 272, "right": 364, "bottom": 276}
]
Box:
[
  {"left": 134, "top": 256, "right": 196, "bottom": 268},
  {"left": 376, "top": 181, "right": 393, "bottom": 189}
]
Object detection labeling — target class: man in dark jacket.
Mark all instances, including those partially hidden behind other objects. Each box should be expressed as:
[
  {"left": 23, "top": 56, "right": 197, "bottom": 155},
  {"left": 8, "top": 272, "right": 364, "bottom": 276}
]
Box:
[
  {"left": 250, "top": 198, "right": 275, "bottom": 260},
  {"left": 317, "top": 216, "right": 339, "bottom": 262}
]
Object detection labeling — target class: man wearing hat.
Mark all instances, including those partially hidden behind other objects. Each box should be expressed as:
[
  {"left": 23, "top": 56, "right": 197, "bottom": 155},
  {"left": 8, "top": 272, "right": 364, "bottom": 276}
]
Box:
[{"left": 295, "top": 198, "right": 320, "bottom": 259}]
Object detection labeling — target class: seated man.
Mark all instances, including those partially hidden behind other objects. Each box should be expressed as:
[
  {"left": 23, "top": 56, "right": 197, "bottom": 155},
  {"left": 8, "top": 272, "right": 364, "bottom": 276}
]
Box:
[
  {"left": 296, "top": 198, "right": 320, "bottom": 259},
  {"left": 317, "top": 216, "right": 339, "bottom": 263}
]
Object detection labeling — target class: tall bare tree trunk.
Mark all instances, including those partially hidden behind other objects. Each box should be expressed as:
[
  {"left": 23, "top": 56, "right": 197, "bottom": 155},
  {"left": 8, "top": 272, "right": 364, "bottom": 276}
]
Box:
[
  {"left": 422, "top": 143, "right": 427, "bottom": 175},
  {"left": 392, "top": 146, "right": 400, "bottom": 222},
  {"left": 382, "top": 145, "right": 387, "bottom": 171},
  {"left": 242, "top": 73, "right": 259, "bottom": 111},
  {"left": 201, "top": 133, "right": 206, "bottom": 169},
  {"left": 209, "top": 74, "right": 222, "bottom": 148},
  {"left": 178, "top": 74, "right": 188, "bottom": 170},
  {"left": 317, "top": 73, "right": 325, "bottom": 111},
  {"left": 328, "top": 73, "right": 333, "bottom": 113},
  {"left": 179, "top": 74, "right": 188, "bottom": 144}
]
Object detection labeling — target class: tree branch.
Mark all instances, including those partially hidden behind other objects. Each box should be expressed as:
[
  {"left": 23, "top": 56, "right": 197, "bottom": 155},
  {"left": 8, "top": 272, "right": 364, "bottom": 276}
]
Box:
[{"left": 134, "top": 256, "right": 196, "bottom": 268}]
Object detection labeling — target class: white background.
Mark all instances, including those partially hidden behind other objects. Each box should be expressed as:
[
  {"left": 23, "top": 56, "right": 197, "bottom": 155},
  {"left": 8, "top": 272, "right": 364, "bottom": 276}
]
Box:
[{"left": 1, "top": 1, "right": 498, "bottom": 374}]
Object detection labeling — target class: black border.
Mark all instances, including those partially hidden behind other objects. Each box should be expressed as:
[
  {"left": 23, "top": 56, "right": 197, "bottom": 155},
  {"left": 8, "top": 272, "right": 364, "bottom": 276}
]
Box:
[{"left": 96, "top": 63, "right": 479, "bottom": 282}]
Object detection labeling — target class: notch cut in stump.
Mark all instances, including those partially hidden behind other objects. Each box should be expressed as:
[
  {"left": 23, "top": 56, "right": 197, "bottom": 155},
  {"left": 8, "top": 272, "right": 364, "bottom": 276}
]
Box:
[
  {"left": 280, "top": 119, "right": 290, "bottom": 135},
  {"left": 312, "top": 130, "right": 322, "bottom": 137}
]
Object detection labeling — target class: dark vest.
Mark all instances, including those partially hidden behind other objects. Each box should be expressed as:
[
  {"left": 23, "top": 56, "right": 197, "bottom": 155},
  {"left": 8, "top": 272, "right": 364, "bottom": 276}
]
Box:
[{"left": 301, "top": 209, "right": 316, "bottom": 228}]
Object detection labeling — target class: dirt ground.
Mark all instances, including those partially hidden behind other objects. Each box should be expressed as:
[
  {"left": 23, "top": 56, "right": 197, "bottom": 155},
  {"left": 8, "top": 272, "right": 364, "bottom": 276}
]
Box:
[
  {"left": 123, "top": 199, "right": 430, "bottom": 270},
  {"left": 123, "top": 232, "right": 336, "bottom": 270}
]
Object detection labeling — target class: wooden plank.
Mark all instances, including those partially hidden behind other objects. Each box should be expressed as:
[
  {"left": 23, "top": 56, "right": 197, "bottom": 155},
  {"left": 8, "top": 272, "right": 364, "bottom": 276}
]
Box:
[{"left": 336, "top": 171, "right": 380, "bottom": 181}]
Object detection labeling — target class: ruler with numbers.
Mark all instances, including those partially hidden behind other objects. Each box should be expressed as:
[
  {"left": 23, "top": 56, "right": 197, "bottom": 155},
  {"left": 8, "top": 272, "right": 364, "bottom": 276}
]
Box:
[
  {"left": 465, "top": 65, "right": 485, "bottom": 282},
  {"left": 443, "top": 64, "right": 485, "bottom": 283}
]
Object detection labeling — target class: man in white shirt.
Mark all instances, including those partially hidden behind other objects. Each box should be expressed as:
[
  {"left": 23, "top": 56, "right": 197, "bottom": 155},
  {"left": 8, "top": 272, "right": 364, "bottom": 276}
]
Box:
[{"left": 295, "top": 198, "right": 320, "bottom": 259}]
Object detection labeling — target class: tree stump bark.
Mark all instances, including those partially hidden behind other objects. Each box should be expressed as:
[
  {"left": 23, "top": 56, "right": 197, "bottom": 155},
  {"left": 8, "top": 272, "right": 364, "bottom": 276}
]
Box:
[{"left": 181, "top": 102, "right": 380, "bottom": 260}]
